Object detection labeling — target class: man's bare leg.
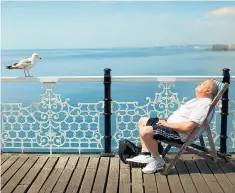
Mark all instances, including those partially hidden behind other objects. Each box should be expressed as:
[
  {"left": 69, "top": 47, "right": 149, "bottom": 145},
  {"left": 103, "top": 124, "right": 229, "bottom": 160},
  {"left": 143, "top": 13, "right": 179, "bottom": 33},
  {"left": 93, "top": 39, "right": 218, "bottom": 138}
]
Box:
[
  {"left": 126, "top": 118, "right": 160, "bottom": 164},
  {"left": 140, "top": 125, "right": 165, "bottom": 173},
  {"left": 138, "top": 117, "right": 150, "bottom": 151},
  {"left": 140, "top": 126, "right": 159, "bottom": 157}
]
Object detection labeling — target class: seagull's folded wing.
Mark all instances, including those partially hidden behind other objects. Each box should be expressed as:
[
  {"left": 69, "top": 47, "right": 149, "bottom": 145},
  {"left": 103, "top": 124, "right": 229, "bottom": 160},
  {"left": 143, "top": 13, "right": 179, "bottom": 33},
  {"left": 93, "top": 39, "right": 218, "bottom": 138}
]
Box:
[{"left": 16, "top": 59, "right": 32, "bottom": 69}]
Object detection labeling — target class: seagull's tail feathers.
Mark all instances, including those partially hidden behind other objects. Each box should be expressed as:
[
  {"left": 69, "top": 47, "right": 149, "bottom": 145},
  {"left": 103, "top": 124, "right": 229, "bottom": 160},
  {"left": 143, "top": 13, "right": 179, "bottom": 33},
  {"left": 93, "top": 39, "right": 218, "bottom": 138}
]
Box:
[
  {"left": 5, "top": 65, "right": 12, "bottom": 69},
  {"left": 5, "top": 63, "right": 19, "bottom": 70}
]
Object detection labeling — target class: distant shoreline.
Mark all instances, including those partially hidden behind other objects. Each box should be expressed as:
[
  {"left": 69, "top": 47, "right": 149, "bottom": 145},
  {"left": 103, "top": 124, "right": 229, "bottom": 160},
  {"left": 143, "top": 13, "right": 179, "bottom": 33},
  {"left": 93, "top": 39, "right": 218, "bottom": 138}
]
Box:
[{"left": 2, "top": 44, "right": 235, "bottom": 51}]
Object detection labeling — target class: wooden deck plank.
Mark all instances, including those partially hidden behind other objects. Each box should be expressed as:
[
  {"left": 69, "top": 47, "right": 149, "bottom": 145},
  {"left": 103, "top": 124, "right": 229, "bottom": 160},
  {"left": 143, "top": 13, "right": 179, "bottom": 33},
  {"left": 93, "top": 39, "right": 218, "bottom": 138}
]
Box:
[
  {"left": 13, "top": 185, "right": 28, "bottom": 193},
  {"left": 27, "top": 157, "right": 58, "bottom": 193},
  {"left": 119, "top": 161, "right": 131, "bottom": 193},
  {"left": 155, "top": 171, "right": 170, "bottom": 193},
  {"left": 166, "top": 155, "right": 184, "bottom": 193},
  {"left": 79, "top": 157, "right": 100, "bottom": 193},
  {"left": 65, "top": 157, "right": 88, "bottom": 193},
  {"left": 1, "top": 156, "right": 19, "bottom": 176},
  {"left": 92, "top": 157, "right": 109, "bottom": 193},
  {"left": 1, "top": 156, "right": 28, "bottom": 188},
  {"left": 194, "top": 157, "right": 224, "bottom": 193},
  {"left": 92, "top": 157, "right": 110, "bottom": 193},
  {"left": 182, "top": 154, "right": 211, "bottom": 193},
  {"left": 1, "top": 156, "right": 9, "bottom": 165},
  {"left": 20, "top": 156, "right": 48, "bottom": 185},
  {"left": 38, "top": 157, "right": 69, "bottom": 193},
  {"left": 52, "top": 157, "right": 78, "bottom": 193},
  {"left": 105, "top": 157, "right": 119, "bottom": 193},
  {"left": 174, "top": 158, "right": 198, "bottom": 193},
  {"left": 217, "top": 160, "right": 235, "bottom": 188},
  {"left": 205, "top": 158, "right": 235, "bottom": 193},
  {"left": 143, "top": 173, "right": 158, "bottom": 193},
  {"left": 1, "top": 157, "right": 38, "bottom": 193},
  {"left": 131, "top": 167, "right": 144, "bottom": 193},
  {"left": 0, "top": 154, "right": 234, "bottom": 193}
]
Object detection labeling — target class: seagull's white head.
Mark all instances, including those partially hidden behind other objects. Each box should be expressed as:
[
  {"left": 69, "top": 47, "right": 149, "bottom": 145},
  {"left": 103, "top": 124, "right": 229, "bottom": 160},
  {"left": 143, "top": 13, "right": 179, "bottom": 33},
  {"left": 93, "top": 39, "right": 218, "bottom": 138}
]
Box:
[{"left": 32, "top": 53, "right": 41, "bottom": 59}]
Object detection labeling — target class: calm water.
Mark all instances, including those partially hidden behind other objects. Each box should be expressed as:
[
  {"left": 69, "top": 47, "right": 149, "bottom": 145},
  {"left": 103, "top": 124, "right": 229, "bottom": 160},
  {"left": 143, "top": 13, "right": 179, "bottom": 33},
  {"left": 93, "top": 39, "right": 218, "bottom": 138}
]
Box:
[
  {"left": 1, "top": 47, "right": 235, "bottom": 101},
  {"left": 1, "top": 47, "right": 235, "bottom": 152}
]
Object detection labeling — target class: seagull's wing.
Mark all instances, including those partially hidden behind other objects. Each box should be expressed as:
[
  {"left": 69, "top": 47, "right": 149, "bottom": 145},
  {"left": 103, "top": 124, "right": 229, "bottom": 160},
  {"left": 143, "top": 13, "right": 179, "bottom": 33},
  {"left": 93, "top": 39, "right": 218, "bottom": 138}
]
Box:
[{"left": 16, "top": 58, "right": 32, "bottom": 69}]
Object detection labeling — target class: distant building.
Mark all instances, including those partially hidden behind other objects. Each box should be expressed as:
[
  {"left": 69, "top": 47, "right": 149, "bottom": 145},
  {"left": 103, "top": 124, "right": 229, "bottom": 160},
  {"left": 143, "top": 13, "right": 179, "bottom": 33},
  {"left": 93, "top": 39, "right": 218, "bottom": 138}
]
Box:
[
  {"left": 212, "top": 44, "right": 235, "bottom": 51},
  {"left": 228, "top": 44, "right": 235, "bottom": 49},
  {"left": 212, "top": 44, "right": 228, "bottom": 51}
]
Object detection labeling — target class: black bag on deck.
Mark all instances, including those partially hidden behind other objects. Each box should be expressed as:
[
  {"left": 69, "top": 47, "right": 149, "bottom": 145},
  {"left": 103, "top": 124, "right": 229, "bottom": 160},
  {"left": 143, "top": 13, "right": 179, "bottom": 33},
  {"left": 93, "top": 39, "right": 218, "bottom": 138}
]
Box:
[
  {"left": 118, "top": 139, "right": 164, "bottom": 164},
  {"left": 119, "top": 139, "right": 141, "bottom": 164}
]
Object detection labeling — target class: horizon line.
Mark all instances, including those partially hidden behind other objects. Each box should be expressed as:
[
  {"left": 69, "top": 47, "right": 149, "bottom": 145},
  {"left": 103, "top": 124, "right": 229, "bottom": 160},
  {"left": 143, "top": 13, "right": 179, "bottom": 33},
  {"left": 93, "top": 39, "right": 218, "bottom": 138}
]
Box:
[{"left": 2, "top": 43, "right": 235, "bottom": 50}]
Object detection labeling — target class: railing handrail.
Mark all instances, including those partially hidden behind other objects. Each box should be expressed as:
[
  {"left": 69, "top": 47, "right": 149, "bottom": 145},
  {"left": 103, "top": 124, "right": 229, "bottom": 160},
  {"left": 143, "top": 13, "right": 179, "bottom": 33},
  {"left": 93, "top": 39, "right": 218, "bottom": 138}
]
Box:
[{"left": 1, "top": 76, "right": 235, "bottom": 83}]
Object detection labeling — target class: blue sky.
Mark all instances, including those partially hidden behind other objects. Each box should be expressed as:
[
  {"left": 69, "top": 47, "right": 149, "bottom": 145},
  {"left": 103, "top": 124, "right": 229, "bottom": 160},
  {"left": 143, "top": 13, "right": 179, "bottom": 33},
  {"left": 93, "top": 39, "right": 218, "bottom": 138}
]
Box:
[{"left": 1, "top": 1, "right": 235, "bottom": 49}]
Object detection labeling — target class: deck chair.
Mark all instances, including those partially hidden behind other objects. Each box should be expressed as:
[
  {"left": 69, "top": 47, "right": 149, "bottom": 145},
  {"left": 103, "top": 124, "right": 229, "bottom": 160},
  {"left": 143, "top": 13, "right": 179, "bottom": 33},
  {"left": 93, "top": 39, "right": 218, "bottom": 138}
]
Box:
[{"left": 160, "top": 81, "right": 234, "bottom": 175}]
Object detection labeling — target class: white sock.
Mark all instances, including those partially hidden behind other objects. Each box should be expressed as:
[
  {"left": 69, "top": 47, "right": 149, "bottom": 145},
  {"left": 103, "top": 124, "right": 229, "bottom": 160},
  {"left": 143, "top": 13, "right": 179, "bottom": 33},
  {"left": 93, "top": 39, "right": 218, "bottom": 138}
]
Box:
[
  {"left": 151, "top": 155, "right": 162, "bottom": 160},
  {"left": 141, "top": 149, "right": 150, "bottom": 153}
]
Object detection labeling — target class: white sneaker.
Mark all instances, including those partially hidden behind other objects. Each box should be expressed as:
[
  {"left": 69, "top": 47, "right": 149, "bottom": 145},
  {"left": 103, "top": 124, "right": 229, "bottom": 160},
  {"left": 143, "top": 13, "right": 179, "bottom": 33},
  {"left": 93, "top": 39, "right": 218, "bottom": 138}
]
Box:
[
  {"left": 142, "top": 157, "right": 165, "bottom": 173},
  {"left": 126, "top": 153, "right": 151, "bottom": 164}
]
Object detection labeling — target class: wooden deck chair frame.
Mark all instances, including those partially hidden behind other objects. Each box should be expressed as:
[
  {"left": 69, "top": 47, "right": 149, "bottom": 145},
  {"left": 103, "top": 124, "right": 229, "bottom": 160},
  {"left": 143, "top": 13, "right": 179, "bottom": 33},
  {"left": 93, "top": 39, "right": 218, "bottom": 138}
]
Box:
[{"left": 160, "top": 82, "right": 234, "bottom": 175}]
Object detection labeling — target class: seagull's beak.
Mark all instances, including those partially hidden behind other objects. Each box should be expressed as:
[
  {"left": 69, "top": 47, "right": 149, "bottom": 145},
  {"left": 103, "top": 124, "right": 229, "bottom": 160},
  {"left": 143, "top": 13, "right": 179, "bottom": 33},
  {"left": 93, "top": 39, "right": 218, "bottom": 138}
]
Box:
[{"left": 39, "top": 56, "right": 41, "bottom": 59}]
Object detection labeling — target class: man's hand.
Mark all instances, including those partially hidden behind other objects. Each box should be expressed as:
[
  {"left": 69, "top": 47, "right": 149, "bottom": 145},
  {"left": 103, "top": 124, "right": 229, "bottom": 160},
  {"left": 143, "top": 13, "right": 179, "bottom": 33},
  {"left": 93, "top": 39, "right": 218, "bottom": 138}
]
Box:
[
  {"left": 157, "top": 119, "right": 199, "bottom": 133},
  {"left": 157, "top": 120, "right": 168, "bottom": 127}
]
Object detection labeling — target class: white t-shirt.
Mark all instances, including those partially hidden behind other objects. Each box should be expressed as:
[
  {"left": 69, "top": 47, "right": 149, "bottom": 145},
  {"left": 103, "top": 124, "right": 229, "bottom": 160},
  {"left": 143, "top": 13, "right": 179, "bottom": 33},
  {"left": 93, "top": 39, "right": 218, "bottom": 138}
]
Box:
[{"left": 167, "top": 98, "right": 212, "bottom": 141}]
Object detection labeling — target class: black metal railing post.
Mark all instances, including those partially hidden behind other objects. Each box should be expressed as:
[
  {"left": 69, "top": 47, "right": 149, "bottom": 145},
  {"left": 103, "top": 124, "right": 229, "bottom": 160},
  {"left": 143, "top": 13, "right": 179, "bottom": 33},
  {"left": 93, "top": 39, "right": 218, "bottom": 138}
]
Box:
[
  {"left": 220, "top": 68, "right": 230, "bottom": 154},
  {"left": 101, "top": 68, "right": 114, "bottom": 157}
]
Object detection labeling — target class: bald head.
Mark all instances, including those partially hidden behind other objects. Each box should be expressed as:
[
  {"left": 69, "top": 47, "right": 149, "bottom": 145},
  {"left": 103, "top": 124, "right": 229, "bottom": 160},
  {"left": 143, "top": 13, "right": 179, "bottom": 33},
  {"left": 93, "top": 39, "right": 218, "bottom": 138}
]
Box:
[
  {"left": 207, "top": 80, "right": 218, "bottom": 98},
  {"left": 195, "top": 80, "right": 218, "bottom": 99}
]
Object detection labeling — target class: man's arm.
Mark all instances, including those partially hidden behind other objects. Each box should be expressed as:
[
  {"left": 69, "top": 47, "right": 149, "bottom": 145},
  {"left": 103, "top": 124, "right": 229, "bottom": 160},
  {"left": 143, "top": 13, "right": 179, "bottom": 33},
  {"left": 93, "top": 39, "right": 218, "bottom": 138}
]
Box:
[{"left": 157, "top": 120, "right": 199, "bottom": 133}]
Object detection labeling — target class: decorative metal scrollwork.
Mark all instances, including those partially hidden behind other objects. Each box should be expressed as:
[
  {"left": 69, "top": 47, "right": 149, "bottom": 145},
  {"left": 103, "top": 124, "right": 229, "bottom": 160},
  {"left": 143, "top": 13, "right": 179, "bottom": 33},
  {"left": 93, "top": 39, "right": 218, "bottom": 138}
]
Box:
[
  {"left": 1, "top": 83, "right": 104, "bottom": 153},
  {"left": 1, "top": 81, "right": 235, "bottom": 153}
]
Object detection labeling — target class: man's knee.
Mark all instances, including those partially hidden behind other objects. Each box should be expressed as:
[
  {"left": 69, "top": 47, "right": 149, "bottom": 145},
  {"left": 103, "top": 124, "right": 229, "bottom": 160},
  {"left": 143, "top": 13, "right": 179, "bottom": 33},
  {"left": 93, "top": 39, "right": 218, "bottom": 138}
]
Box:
[
  {"left": 138, "top": 117, "right": 149, "bottom": 128},
  {"left": 140, "top": 126, "right": 153, "bottom": 138}
]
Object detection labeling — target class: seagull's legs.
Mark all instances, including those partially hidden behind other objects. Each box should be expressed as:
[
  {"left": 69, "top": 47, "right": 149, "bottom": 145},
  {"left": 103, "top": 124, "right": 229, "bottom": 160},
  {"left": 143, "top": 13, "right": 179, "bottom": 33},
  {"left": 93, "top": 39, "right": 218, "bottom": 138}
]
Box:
[
  {"left": 24, "top": 69, "right": 27, "bottom": 77},
  {"left": 27, "top": 69, "right": 33, "bottom": 77}
]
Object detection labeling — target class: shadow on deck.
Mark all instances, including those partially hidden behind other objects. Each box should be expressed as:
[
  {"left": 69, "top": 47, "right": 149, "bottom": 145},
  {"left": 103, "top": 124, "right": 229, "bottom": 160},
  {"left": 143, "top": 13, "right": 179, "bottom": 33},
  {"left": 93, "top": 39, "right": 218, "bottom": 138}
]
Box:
[{"left": 1, "top": 154, "right": 235, "bottom": 193}]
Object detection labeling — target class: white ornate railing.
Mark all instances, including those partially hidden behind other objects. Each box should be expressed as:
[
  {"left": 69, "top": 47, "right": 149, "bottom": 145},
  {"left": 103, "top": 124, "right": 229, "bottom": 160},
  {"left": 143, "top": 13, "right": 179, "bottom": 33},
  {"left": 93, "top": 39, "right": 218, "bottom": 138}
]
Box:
[
  {"left": 1, "top": 76, "right": 235, "bottom": 153},
  {"left": 0, "top": 75, "right": 231, "bottom": 83}
]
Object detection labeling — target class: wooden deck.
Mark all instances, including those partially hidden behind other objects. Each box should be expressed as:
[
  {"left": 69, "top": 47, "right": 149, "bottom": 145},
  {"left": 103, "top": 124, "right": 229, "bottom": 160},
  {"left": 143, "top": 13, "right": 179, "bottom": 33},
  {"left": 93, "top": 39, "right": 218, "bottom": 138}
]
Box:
[{"left": 1, "top": 154, "right": 235, "bottom": 193}]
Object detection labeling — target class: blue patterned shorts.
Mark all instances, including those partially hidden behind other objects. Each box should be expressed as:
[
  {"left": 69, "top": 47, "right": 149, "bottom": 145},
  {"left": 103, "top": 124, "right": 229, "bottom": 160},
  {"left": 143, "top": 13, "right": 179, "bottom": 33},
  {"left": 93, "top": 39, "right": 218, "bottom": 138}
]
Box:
[{"left": 146, "top": 117, "right": 181, "bottom": 141}]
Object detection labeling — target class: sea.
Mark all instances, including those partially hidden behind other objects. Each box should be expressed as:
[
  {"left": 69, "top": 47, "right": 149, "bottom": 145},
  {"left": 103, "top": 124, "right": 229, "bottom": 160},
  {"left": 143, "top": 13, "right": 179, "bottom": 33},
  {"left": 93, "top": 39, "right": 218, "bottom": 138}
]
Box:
[{"left": 1, "top": 47, "right": 235, "bottom": 152}]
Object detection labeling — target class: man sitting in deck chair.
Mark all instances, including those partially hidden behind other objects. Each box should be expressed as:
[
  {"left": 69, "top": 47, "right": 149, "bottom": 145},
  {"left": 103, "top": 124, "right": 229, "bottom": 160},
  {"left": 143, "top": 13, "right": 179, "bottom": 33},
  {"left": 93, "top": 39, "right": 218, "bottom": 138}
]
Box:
[{"left": 126, "top": 80, "right": 219, "bottom": 174}]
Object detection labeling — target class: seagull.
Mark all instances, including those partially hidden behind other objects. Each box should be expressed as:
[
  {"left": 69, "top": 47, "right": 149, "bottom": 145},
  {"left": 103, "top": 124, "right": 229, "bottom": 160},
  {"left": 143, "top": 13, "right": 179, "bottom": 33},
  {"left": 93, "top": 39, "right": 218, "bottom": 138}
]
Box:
[{"left": 5, "top": 53, "right": 41, "bottom": 77}]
